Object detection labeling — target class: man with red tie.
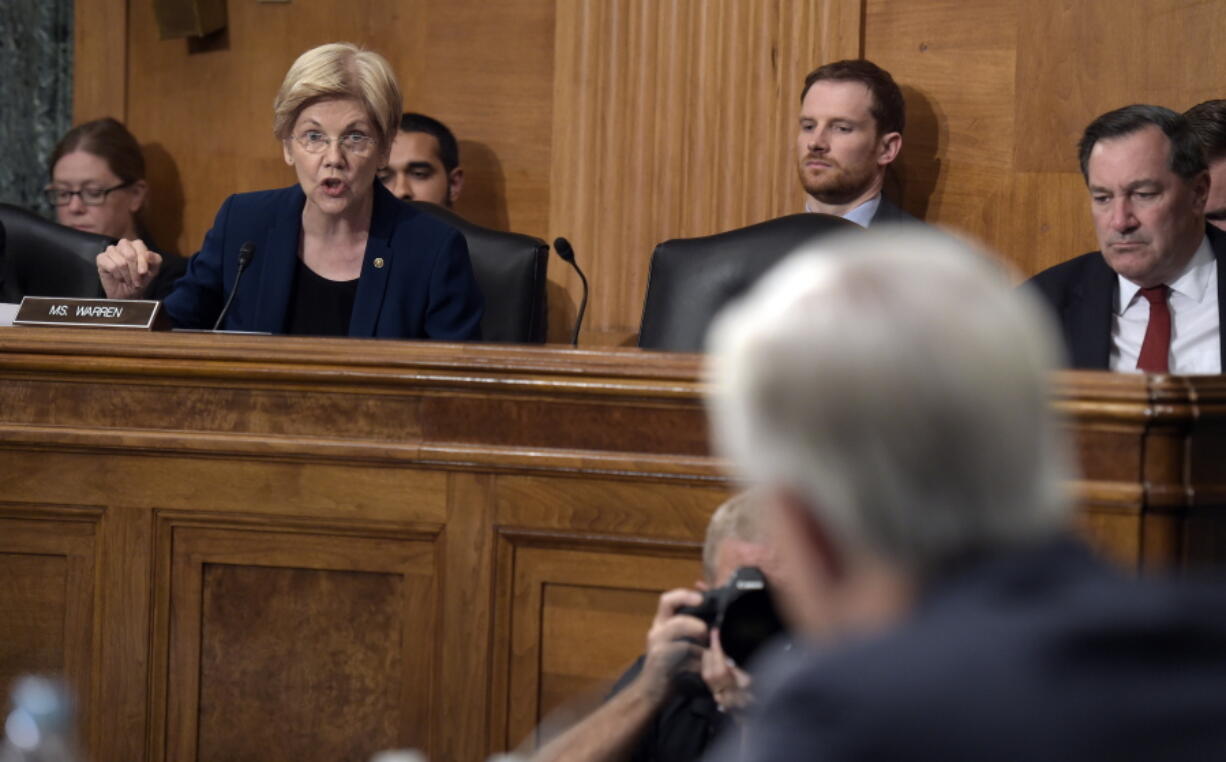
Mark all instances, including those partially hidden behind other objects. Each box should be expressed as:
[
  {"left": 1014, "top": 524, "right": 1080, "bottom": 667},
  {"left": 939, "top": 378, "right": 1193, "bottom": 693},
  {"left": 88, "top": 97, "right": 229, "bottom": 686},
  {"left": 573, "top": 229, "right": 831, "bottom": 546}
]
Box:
[{"left": 1029, "top": 105, "right": 1224, "bottom": 374}]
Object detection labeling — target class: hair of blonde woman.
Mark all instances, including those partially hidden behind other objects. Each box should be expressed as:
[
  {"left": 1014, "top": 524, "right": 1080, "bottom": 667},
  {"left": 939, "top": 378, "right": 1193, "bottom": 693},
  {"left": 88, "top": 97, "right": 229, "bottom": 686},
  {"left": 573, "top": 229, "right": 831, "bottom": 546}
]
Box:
[
  {"left": 705, "top": 226, "right": 1074, "bottom": 577},
  {"left": 701, "top": 491, "right": 765, "bottom": 583},
  {"left": 272, "top": 42, "right": 402, "bottom": 149}
]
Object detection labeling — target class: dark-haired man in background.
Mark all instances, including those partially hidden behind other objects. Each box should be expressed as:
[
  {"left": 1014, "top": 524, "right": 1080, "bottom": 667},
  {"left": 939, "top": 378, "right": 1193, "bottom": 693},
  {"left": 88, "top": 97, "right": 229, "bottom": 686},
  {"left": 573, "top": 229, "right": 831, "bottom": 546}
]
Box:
[
  {"left": 796, "top": 59, "right": 918, "bottom": 226},
  {"left": 1028, "top": 105, "right": 1223, "bottom": 373},
  {"left": 379, "top": 112, "right": 464, "bottom": 207},
  {"left": 1185, "top": 99, "right": 1226, "bottom": 232}
]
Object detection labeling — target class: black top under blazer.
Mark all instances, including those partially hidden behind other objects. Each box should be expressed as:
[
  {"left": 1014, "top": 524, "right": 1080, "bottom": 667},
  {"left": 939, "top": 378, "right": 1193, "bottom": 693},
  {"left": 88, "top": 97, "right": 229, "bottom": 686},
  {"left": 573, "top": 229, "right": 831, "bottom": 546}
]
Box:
[{"left": 163, "top": 182, "right": 483, "bottom": 339}]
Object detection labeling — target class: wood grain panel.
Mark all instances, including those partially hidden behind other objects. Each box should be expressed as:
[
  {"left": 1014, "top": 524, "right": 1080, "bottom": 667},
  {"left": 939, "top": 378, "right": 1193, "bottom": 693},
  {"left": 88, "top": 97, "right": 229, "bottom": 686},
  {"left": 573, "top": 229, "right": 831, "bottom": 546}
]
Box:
[
  {"left": 495, "top": 475, "right": 728, "bottom": 538},
  {"left": 0, "top": 553, "right": 68, "bottom": 691},
  {"left": 1009, "top": 0, "right": 1226, "bottom": 274},
  {"left": 91, "top": 504, "right": 154, "bottom": 762},
  {"left": 0, "top": 510, "right": 99, "bottom": 754},
  {"left": 0, "top": 451, "right": 448, "bottom": 524},
  {"left": 154, "top": 521, "right": 438, "bottom": 762},
  {"left": 1014, "top": 1, "right": 1226, "bottom": 174},
  {"left": 495, "top": 537, "right": 702, "bottom": 751},
  {"left": 549, "top": 0, "right": 862, "bottom": 343},
  {"left": 866, "top": 0, "right": 1021, "bottom": 257},
  {"left": 867, "top": 0, "right": 1226, "bottom": 279},
  {"left": 436, "top": 473, "right": 496, "bottom": 762},
  {"left": 539, "top": 584, "right": 664, "bottom": 713},
  {"left": 73, "top": 0, "right": 127, "bottom": 122},
  {"left": 415, "top": 2, "right": 556, "bottom": 234},
  {"left": 2, "top": 378, "right": 424, "bottom": 441},
  {"left": 196, "top": 565, "right": 405, "bottom": 762}
]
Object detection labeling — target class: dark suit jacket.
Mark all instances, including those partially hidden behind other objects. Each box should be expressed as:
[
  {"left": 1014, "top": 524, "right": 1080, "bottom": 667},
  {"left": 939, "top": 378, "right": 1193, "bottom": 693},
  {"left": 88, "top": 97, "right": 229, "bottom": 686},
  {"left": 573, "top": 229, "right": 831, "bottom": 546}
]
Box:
[
  {"left": 1026, "top": 225, "right": 1226, "bottom": 369},
  {"left": 163, "top": 182, "right": 483, "bottom": 339},
  {"left": 868, "top": 196, "right": 920, "bottom": 225},
  {"left": 710, "top": 538, "right": 1226, "bottom": 762},
  {"left": 607, "top": 656, "right": 728, "bottom": 762}
]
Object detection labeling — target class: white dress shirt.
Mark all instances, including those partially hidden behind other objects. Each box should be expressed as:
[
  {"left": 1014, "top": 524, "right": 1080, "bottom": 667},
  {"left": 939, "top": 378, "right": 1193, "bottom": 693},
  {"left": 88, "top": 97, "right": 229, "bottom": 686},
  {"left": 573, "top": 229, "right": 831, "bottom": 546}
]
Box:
[
  {"left": 1110, "top": 236, "right": 1220, "bottom": 374},
  {"left": 805, "top": 195, "right": 880, "bottom": 228}
]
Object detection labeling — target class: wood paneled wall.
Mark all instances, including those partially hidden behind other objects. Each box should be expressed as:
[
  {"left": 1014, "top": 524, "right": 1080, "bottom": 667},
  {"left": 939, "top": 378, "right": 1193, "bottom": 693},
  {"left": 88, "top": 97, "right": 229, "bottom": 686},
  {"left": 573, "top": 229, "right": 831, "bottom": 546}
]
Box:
[
  {"left": 74, "top": 1, "right": 1226, "bottom": 342},
  {"left": 548, "top": 0, "right": 858, "bottom": 342},
  {"left": 865, "top": 0, "right": 1226, "bottom": 278}
]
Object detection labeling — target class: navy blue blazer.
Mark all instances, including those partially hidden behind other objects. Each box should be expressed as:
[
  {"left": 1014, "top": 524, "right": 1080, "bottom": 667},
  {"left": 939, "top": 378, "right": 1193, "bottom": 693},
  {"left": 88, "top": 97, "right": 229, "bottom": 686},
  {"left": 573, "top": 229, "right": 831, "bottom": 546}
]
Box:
[
  {"left": 163, "top": 182, "right": 483, "bottom": 339},
  {"left": 1026, "top": 225, "right": 1226, "bottom": 369},
  {"left": 710, "top": 539, "right": 1226, "bottom": 762}
]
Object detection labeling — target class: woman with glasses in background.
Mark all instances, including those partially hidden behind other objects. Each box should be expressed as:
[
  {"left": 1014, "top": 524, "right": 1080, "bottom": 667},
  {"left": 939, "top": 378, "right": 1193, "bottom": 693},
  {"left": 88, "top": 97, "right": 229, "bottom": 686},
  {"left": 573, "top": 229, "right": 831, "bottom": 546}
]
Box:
[
  {"left": 96, "top": 41, "right": 483, "bottom": 339},
  {"left": 47, "top": 117, "right": 188, "bottom": 299}
]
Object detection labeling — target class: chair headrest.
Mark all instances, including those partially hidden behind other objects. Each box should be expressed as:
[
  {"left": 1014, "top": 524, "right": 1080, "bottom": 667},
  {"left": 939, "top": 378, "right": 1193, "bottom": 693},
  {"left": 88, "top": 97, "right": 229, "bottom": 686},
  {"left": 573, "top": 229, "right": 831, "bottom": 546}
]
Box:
[
  {"left": 638, "top": 213, "right": 859, "bottom": 352},
  {"left": 407, "top": 201, "right": 550, "bottom": 343},
  {"left": 0, "top": 203, "right": 114, "bottom": 301}
]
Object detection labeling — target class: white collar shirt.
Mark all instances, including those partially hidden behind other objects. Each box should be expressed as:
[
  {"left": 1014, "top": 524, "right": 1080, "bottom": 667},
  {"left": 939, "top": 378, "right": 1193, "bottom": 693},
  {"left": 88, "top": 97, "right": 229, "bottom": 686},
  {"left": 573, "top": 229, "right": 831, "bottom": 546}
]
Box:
[
  {"left": 1110, "top": 235, "right": 1220, "bottom": 374},
  {"left": 805, "top": 194, "right": 880, "bottom": 228}
]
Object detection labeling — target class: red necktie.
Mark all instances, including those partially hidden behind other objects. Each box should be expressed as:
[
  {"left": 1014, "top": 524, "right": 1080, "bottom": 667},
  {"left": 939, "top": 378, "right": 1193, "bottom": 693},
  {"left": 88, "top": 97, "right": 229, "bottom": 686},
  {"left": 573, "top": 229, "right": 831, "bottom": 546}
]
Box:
[{"left": 1136, "top": 285, "right": 1171, "bottom": 373}]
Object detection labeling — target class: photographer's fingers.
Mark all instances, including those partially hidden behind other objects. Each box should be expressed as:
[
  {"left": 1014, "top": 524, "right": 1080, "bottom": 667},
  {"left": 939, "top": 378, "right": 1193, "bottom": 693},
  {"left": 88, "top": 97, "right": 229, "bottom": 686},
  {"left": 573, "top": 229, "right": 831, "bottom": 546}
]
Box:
[
  {"left": 652, "top": 588, "right": 704, "bottom": 627},
  {"left": 701, "top": 628, "right": 737, "bottom": 691},
  {"left": 704, "top": 629, "right": 754, "bottom": 713},
  {"left": 646, "top": 613, "right": 709, "bottom": 661}
]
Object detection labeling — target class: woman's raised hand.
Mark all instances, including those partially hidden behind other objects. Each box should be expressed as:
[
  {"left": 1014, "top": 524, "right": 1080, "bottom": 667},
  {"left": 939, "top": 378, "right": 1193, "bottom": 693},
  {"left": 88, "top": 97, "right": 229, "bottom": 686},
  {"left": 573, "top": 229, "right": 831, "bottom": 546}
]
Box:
[{"left": 97, "top": 238, "right": 163, "bottom": 299}]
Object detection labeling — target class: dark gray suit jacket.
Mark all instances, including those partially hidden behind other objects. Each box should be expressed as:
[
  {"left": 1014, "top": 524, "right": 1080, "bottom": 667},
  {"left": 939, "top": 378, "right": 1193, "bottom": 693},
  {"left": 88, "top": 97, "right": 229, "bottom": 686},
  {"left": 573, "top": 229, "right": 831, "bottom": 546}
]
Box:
[
  {"left": 1026, "top": 225, "right": 1226, "bottom": 369},
  {"left": 708, "top": 539, "right": 1226, "bottom": 762}
]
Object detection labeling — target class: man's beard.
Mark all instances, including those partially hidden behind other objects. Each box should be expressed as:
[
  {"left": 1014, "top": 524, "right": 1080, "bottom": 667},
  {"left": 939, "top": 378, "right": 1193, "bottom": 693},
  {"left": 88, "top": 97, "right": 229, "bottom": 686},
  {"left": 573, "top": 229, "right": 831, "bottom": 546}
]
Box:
[{"left": 797, "top": 159, "right": 877, "bottom": 206}]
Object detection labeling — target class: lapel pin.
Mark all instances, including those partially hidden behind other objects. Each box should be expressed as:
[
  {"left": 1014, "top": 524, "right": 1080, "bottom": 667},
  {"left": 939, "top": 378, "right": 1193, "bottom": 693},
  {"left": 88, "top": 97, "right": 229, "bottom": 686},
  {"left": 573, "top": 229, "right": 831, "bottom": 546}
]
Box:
[{"left": 373, "top": 257, "right": 385, "bottom": 269}]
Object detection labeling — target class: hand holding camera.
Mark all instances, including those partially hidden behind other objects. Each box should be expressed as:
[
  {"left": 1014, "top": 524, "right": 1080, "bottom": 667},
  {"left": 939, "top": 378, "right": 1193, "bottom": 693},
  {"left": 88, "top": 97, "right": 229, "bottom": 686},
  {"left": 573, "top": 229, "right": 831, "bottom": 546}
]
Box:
[
  {"left": 641, "top": 566, "right": 784, "bottom": 711},
  {"left": 639, "top": 588, "right": 708, "bottom": 703}
]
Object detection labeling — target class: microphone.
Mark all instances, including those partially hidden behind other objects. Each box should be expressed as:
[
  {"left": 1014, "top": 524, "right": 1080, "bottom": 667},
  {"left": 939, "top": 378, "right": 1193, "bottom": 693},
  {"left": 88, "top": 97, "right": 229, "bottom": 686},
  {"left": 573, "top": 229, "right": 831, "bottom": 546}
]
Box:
[
  {"left": 553, "top": 236, "right": 588, "bottom": 346},
  {"left": 212, "top": 241, "right": 255, "bottom": 331}
]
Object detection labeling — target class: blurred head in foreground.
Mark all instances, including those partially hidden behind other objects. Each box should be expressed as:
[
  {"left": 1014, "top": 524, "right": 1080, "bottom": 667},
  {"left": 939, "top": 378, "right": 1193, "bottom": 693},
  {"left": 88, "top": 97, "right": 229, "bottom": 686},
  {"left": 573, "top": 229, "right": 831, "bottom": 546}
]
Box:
[{"left": 704, "top": 226, "right": 1073, "bottom": 641}]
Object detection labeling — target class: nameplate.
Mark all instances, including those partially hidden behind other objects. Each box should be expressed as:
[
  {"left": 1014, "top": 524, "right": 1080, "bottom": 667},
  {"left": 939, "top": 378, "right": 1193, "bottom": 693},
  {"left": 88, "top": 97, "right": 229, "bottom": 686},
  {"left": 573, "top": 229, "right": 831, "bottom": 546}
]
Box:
[{"left": 13, "top": 297, "right": 166, "bottom": 330}]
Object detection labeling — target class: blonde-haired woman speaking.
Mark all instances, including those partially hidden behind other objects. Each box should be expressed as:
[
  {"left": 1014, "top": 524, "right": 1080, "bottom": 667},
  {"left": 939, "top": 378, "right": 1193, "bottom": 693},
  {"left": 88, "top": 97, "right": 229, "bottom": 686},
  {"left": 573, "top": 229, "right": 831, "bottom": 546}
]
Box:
[{"left": 97, "top": 42, "right": 482, "bottom": 339}]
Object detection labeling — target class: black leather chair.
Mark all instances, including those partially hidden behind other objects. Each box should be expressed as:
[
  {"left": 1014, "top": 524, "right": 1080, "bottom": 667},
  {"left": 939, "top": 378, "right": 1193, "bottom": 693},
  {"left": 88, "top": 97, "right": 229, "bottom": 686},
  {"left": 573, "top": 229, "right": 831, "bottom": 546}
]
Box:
[
  {"left": 0, "top": 203, "right": 113, "bottom": 302},
  {"left": 408, "top": 201, "right": 548, "bottom": 343},
  {"left": 637, "top": 213, "right": 859, "bottom": 352}
]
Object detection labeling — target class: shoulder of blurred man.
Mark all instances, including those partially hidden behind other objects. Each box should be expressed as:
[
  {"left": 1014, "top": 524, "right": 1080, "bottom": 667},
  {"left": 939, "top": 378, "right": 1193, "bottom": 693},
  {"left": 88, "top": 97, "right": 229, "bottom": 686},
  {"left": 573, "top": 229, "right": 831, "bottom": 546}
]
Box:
[{"left": 708, "top": 537, "right": 1226, "bottom": 762}]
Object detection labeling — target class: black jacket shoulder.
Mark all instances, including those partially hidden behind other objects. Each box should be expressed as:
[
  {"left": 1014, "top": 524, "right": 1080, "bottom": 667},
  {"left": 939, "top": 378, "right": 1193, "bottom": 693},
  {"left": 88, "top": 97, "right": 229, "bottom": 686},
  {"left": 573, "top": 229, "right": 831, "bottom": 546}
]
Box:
[{"left": 1026, "top": 250, "right": 1112, "bottom": 306}]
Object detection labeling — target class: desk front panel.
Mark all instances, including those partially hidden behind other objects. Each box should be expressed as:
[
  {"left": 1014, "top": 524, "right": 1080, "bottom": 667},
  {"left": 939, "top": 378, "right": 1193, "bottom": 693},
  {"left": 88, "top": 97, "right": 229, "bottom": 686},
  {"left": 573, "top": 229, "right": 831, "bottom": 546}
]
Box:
[{"left": 0, "top": 330, "right": 1222, "bottom": 761}]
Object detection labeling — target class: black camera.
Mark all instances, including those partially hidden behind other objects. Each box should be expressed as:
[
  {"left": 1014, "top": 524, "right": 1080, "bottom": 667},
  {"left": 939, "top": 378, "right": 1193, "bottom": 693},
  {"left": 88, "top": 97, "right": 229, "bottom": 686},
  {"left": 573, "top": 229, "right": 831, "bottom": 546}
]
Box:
[{"left": 676, "top": 566, "right": 785, "bottom": 666}]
